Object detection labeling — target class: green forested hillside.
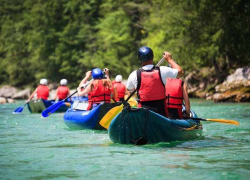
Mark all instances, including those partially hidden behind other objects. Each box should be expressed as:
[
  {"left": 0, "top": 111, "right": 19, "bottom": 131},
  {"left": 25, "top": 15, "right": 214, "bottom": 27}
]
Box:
[{"left": 0, "top": 0, "right": 249, "bottom": 88}]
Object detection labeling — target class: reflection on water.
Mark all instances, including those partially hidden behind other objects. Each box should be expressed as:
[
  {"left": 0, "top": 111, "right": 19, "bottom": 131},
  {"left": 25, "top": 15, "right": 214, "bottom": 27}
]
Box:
[{"left": 0, "top": 99, "right": 249, "bottom": 180}]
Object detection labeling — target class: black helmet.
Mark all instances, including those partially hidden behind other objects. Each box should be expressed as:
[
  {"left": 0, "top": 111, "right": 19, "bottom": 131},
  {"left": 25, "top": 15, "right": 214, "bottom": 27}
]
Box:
[{"left": 138, "top": 46, "right": 154, "bottom": 63}]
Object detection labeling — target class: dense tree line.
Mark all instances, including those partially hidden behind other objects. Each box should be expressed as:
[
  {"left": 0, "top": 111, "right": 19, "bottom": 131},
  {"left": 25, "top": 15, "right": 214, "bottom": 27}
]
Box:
[{"left": 0, "top": 0, "right": 249, "bottom": 88}]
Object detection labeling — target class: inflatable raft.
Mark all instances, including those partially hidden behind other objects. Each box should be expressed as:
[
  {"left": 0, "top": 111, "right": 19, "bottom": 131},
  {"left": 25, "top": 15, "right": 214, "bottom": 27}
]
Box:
[
  {"left": 63, "top": 102, "right": 120, "bottom": 130},
  {"left": 27, "top": 99, "right": 71, "bottom": 113},
  {"left": 109, "top": 107, "right": 203, "bottom": 145}
]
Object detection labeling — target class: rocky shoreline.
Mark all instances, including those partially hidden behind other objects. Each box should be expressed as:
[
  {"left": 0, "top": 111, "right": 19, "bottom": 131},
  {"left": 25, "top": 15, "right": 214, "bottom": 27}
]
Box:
[
  {"left": 185, "top": 66, "right": 250, "bottom": 102},
  {"left": 1, "top": 67, "right": 249, "bottom": 104}
]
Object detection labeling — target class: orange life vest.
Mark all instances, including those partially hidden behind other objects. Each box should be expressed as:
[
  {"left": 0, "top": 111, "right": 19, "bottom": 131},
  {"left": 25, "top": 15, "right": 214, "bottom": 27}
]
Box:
[
  {"left": 113, "top": 82, "right": 126, "bottom": 100},
  {"left": 57, "top": 86, "right": 69, "bottom": 100},
  {"left": 137, "top": 66, "right": 165, "bottom": 102},
  {"left": 37, "top": 85, "right": 49, "bottom": 100}
]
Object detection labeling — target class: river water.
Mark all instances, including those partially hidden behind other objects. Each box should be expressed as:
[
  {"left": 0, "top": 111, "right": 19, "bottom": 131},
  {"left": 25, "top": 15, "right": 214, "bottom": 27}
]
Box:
[{"left": 0, "top": 99, "right": 249, "bottom": 180}]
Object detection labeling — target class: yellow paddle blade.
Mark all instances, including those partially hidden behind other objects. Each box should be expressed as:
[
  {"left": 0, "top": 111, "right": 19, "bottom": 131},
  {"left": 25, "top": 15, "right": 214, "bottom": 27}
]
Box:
[
  {"left": 99, "top": 104, "right": 124, "bottom": 129},
  {"left": 206, "top": 119, "right": 240, "bottom": 125},
  {"left": 124, "top": 95, "right": 138, "bottom": 107},
  {"left": 64, "top": 102, "right": 71, "bottom": 107}
]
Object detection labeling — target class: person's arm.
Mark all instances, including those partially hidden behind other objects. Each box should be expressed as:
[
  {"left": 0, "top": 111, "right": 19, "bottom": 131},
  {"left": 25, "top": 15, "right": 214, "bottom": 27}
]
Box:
[
  {"left": 67, "top": 87, "right": 70, "bottom": 96},
  {"left": 54, "top": 89, "right": 58, "bottom": 100},
  {"left": 182, "top": 83, "right": 190, "bottom": 117},
  {"left": 113, "top": 86, "right": 118, "bottom": 101},
  {"left": 77, "top": 83, "right": 91, "bottom": 96},
  {"left": 103, "top": 68, "right": 110, "bottom": 81},
  {"left": 125, "top": 87, "right": 129, "bottom": 95},
  {"left": 79, "top": 71, "right": 92, "bottom": 87},
  {"left": 126, "top": 71, "right": 137, "bottom": 94},
  {"left": 27, "top": 88, "right": 38, "bottom": 102},
  {"left": 163, "top": 51, "right": 184, "bottom": 78}
]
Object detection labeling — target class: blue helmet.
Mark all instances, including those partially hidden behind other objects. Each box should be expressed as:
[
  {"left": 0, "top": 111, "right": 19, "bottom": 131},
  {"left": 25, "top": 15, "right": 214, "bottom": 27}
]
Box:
[
  {"left": 92, "top": 68, "right": 103, "bottom": 79},
  {"left": 138, "top": 46, "right": 154, "bottom": 63}
]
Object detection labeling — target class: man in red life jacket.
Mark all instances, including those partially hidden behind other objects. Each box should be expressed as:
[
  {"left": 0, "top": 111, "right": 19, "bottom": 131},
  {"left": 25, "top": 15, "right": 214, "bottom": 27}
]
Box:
[
  {"left": 54, "top": 79, "right": 70, "bottom": 101},
  {"left": 77, "top": 68, "right": 116, "bottom": 110},
  {"left": 126, "top": 46, "right": 184, "bottom": 116},
  {"left": 113, "top": 75, "right": 129, "bottom": 102},
  {"left": 27, "top": 79, "right": 50, "bottom": 102}
]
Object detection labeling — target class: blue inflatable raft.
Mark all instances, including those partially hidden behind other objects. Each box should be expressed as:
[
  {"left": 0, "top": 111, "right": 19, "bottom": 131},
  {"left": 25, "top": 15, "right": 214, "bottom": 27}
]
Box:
[
  {"left": 108, "top": 107, "right": 203, "bottom": 145},
  {"left": 63, "top": 102, "right": 120, "bottom": 130}
]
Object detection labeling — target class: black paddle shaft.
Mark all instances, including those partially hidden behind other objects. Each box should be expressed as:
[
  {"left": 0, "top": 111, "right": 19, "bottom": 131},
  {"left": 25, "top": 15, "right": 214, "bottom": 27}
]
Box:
[
  {"left": 62, "top": 90, "right": 78, "bottom": 102},
  {"left": 62, "top": 82, "right": 90, "bottom": 102},
  {"left": 183, "top": 117, "right": 205, "bottom": 121},
  {"left": 123, "top": 89, "right": 137, "bottom": 105}
]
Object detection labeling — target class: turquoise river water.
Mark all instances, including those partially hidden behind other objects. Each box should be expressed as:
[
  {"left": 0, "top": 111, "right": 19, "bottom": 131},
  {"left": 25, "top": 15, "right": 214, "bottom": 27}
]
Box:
[{"left": 0, "top": 99, "right": 249, "bottom": 180}]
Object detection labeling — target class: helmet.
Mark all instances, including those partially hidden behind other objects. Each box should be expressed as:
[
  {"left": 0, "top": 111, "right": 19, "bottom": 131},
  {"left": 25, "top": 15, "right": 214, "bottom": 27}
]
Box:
[
  {"left": 92, "top": 68, "right": 103, "bottom": 79},
  {"left": 115, "top": 75, "right": 122, "bottom": 82},
  {"left": 138, "top": 46, "right": 154, "bottom": 63},
  {"left": 60, "top": 79, "right": 68, "bottom": 85},
  {"left": 40, "top": 79, "right": 48, "bottom": 85}
]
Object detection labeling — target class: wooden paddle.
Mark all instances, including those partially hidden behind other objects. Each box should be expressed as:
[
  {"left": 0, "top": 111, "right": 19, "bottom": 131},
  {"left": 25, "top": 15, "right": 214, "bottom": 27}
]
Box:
[
  {"left": 186, "top": 117, "right": 240, "bottom": 125},
  {"left": 99, "top": 57, "right": 166, "bottom": 129}
]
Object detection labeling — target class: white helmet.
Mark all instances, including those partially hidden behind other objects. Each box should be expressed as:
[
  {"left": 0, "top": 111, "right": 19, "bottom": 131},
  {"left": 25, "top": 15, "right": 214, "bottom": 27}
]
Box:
[
  {"left": 115, "top": 75, "right": 122, "bottom": 82},
  {"left": 40, "top": 79, "right": 48, "bottom": 85},
  {"left": 60, "top": 79, "right": 68, "bottom": 85}
]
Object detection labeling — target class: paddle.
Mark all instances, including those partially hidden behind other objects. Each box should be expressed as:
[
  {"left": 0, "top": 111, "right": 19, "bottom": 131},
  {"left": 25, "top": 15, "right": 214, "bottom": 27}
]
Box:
[
  {"left": 99, "top": 57, "right": 166, "bottom": 129},
  {"left": 41, "top": 80, "right": 93, "bottom": 117},
  {"left": 185, "top": 117, "right": 240, "bottom": 125},
  {"left": 13, "top": 102, "right": 28, "bottom": 114}
]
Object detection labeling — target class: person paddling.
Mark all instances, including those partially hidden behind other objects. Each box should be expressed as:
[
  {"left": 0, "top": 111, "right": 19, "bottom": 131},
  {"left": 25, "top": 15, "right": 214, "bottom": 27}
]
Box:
[
  {"left": 164, "top": 63, "right": 190, "bottom": 119},
  {"left": 27, "top": 79, "right": 50, "bottom": 102},
  {"left": 113, "top": 75, "right": 129, "bottom": 102},
  {"left": 77, "top": 68, "right": 116, "bottom": 110},
  {"left": 54, "top": 79, "right": 70, "bottom": 101},
  {"left": 126, "top": 46, "right": 184, "bottom": 116}
]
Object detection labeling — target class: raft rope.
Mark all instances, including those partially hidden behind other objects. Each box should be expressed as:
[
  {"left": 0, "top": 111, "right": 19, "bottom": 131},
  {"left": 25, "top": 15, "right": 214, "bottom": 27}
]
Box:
[{"left": 122, "top": 107, "right": 149, "bottom": 145}]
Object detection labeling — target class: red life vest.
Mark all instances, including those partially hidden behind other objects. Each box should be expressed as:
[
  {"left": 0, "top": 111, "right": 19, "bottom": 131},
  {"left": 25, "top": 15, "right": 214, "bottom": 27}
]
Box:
[
  {"left": 57, "top": 86, "right": 69, "bottom": 100},
  {"left": 37, "top": 85, "right": 49, "bottom": 100},
  {"left": 89, "top": 80, "right": 111, "bottom": 105},
  {"left": 165, "top": 78, "right": 183, "bottom": 108},
  {"left": 137, "top": 66, "right": 165, "bottom": 102},
  {"left": 113, "top": 82, "right": 126, "bottom": 100}
]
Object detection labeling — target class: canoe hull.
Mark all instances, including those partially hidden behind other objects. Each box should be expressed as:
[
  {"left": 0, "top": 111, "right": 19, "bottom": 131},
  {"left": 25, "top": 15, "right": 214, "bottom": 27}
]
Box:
[{"left": 108, "top": 107, "right": 202, "bottom": 144}]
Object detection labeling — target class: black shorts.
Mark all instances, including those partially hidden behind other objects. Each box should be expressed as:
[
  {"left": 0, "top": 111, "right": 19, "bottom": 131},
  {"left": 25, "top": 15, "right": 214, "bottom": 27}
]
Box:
[
  {"left": 167, "top": 108, "right": 183, "bottom": 119},
  {"left": 139, "top": 99, "right": 166, "bottom": 117}
]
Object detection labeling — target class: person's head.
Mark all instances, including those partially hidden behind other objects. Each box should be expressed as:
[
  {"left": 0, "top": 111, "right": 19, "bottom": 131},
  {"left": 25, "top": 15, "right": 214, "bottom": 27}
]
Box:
[
  {"left": 138, "top": 46, "right": 154, "bottom": 63},
  {"left": 115, "top": 75, "right": 122, "bottom": 82},
  {"left": 40, "top": 79, "right": 48, "bottom": 85},
  {"left": 92, "top": 68, "right": 103, "bottom": 79},
  {"left": 60, "top": 79, "right": 68, "bottom": 86}
]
